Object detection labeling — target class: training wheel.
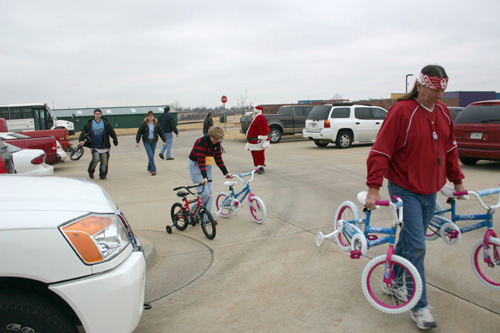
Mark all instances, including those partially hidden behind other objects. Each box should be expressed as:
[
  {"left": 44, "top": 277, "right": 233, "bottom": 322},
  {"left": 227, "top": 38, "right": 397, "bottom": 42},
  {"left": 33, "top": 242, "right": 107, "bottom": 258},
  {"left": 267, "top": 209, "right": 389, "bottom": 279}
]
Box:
[
  {"left": 439, "top": 222, "right": 461, "bottom": 245},
  {"left": 316, "top": 232, "right": 324, "bottom": 247},
  {"left": 166, "top": 225, "right": 172, "bottom": 234}
]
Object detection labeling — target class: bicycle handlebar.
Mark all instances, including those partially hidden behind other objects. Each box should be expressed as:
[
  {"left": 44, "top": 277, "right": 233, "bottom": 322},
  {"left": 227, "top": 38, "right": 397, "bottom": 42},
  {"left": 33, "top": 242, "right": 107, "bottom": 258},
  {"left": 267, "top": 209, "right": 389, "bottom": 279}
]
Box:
[
  {"left": 357, "top": 191, "right": 403, "bottom": 226},
  {"left": 234, "top": 170, "right": 256, "bottom": 183},
  {"left": 453, "top": 187, "right": 500, "bottom": 211},
  {"left": 173, "top": 180, "right": 212, "bottom": 195}
]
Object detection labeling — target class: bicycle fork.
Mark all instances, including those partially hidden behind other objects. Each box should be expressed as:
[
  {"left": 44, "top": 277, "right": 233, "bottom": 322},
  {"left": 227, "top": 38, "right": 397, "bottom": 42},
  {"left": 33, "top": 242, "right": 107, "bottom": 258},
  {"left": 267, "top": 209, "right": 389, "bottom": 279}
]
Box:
[
  {"left": 383, "top": 245, "right": 396, "bottom": 287},
  {"left": 483, "top": 229, "right": 500, "bottom": 267}
]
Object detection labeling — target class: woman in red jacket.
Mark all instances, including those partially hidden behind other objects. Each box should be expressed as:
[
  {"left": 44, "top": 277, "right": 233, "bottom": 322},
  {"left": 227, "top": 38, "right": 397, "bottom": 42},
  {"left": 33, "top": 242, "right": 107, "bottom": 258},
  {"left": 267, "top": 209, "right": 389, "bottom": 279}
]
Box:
[{"left": 366, "top": 64, "right": 466, "bottom": 330}]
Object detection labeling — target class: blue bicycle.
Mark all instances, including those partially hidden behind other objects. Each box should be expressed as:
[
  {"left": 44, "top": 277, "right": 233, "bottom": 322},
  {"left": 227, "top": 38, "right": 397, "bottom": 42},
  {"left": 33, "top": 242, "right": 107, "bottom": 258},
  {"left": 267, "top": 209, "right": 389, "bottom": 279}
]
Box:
[
  {"left": 426, "top": 184, "right": 500, "bottom": 289},
  {"left": 215, "top": 170, "right": 267, "bottom": 223},
  {"left": 316, "top": 192, "right": 423, "bottom": 314}
]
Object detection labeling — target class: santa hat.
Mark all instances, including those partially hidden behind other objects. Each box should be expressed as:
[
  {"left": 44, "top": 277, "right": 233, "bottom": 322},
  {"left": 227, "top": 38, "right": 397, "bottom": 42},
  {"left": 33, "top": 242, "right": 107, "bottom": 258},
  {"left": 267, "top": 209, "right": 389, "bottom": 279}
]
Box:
[{"left": 254, "top": 106, "right": 263, "bottom": 114}]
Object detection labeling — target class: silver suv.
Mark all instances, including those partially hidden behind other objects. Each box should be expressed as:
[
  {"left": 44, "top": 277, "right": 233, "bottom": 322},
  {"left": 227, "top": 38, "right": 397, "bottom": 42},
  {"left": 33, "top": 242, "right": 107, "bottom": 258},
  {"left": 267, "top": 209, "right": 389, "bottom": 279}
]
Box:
[{"left": 302, "top": 103, "right": 388, "bottom": 148}]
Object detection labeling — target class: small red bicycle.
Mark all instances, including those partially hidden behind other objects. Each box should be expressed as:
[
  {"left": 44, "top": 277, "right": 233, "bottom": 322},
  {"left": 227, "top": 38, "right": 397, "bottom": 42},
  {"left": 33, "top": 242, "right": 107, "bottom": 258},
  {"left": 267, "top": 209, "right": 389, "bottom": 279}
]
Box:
[{"left": 166, "top": 183, "right": 216, "bottom": 240}]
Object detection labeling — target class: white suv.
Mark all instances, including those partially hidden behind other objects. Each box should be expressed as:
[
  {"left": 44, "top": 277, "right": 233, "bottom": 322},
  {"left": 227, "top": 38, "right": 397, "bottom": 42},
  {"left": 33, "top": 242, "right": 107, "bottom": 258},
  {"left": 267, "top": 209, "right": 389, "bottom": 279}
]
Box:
[
  {"left": 302, "top": 103, "right": 388, "bottom": 148},
  {"left": 0, "top": 176, "right": 146, "bottom": 333}
]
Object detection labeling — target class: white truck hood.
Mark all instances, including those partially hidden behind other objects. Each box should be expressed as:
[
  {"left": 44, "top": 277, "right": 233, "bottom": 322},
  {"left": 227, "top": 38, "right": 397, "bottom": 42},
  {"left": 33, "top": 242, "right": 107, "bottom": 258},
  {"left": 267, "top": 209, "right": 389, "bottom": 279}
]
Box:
[{"left": 0, "top": 176, "right": 117, "bottom": 228}]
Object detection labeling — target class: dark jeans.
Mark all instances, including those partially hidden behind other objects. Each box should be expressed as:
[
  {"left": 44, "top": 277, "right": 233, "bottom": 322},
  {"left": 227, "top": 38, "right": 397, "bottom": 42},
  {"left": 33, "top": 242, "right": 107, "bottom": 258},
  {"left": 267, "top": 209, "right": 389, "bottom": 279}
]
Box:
[{"left": 88, "top": 149, "right": 109, "bottom": 178}]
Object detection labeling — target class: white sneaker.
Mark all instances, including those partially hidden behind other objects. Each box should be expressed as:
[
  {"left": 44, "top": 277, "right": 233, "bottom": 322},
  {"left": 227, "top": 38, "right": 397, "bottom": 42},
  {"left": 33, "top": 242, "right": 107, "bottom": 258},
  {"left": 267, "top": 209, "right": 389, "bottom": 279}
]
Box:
[
  {"left": 382, "top": 284, "right": 408, "bottom": 302},
  {"left": 411, "top": 306, "right": 438, "bottom": 330}
]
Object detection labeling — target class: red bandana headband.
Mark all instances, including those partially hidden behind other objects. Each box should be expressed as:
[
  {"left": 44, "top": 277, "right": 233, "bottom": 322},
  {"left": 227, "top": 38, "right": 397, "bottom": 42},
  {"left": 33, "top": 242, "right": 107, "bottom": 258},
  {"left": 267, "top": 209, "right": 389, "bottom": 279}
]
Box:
[{"left": 417, "top": 73, "right": 448, "bottom": 90}]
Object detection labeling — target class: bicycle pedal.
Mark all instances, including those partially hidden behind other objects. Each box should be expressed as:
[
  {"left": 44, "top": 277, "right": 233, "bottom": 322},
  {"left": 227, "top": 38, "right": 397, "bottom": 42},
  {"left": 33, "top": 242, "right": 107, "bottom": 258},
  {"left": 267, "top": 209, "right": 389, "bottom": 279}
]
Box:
[
  {"left": 350, "top": 250, "right": 362, "bottom": 259},
  {"left": 367, "top": 235, "right": 378, "bottom": 241},
  {"left": 449, "top": 230, "right": 459, "bottom": 239}
]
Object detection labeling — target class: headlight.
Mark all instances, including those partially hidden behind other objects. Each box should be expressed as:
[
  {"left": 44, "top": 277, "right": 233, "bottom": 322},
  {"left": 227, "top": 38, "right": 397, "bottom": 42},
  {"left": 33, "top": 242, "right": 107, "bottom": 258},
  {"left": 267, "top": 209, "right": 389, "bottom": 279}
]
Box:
[{"left": 60, "top": 214, "right": 130, "bottom": 264}]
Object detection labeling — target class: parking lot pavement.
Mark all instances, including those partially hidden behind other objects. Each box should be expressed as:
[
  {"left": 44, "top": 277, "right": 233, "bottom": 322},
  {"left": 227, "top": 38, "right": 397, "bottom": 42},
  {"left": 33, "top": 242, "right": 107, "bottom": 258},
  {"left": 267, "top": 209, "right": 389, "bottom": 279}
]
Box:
[{"left": 56, "top": 131, "right": 500, "bottom": 332}]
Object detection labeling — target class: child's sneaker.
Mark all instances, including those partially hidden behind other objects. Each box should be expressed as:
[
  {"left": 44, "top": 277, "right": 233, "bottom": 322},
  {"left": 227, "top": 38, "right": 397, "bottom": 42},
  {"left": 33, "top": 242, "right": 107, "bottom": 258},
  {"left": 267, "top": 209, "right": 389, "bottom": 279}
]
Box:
[{"left": 411, "top": 306, "right": 438, "bottom": 330}]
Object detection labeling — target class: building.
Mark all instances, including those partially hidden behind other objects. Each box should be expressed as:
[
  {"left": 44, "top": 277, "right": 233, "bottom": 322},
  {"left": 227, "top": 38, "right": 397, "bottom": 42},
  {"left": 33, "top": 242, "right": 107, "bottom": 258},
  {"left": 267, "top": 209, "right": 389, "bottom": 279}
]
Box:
[{"left": 52, "top": 105, "right": 176, "bottom": 132}]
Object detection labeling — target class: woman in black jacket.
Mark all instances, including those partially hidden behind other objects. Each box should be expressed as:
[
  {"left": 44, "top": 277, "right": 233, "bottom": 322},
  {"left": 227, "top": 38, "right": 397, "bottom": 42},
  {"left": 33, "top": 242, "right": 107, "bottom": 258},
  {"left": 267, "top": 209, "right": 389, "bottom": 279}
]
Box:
[{"left": 136, "top": 111, "right": 166, "bottom": 176}]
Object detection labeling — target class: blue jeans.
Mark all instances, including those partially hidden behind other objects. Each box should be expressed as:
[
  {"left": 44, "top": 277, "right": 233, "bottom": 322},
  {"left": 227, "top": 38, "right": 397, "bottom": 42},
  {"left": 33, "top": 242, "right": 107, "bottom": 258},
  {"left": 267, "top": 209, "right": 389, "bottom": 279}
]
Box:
[
  {"left": 388, "top": 181, "right": 437, "bottom": 311},
  {"left": 143, "top": 141, "right": 157, "bottom": 172},
  {"left": 159, "top": 132, "right": 173, "bottom": 158},
  {"left": 88, "top": 149, "right": 109, "bottom": 178},
  {"left": 188, "top": 160, "right": 213, "bottom": 213}
]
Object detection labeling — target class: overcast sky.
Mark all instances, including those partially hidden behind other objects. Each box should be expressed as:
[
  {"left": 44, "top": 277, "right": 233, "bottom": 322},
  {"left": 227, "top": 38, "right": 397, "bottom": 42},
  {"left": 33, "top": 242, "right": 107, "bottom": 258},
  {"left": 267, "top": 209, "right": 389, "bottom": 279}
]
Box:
[{"left": 1, "top": 0, "right": 499, "bottom": 109}]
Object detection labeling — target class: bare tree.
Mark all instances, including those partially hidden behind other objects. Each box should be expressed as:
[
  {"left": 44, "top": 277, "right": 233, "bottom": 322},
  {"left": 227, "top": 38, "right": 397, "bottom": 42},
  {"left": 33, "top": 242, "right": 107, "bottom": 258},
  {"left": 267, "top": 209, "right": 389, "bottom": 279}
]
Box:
[
  {"left": 169, "top": 100, "right": 183, "bottom": 112},
  {"left": 236, "top": 89, "right": 253, "bottom": 114}
]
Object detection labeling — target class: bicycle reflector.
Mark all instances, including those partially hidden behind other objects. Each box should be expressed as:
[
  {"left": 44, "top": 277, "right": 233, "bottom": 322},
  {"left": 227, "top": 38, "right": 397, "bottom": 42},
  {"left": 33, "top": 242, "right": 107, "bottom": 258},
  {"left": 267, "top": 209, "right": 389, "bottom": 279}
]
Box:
[{"left": 60, "top": 214, "right": 130, "bottom": 264}]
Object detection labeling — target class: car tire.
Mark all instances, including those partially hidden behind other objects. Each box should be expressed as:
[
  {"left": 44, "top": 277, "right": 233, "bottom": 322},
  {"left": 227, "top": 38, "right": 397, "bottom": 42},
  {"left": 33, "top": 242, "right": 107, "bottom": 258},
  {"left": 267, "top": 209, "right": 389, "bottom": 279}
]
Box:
[
  {"left": 314, "top": 140, "right": 329, "bottom": 147},
  {"left": 459, "top": 156, "right": 479, "bottom": 165},
  {"left": 335, "top": 130, "right": 352, "bottom": 149},
  {"left": 269, "top": 128, "right": 282, "bottom": 143},
  {"left": 0, "top": 289, "right": 78, "bottom": 333}
]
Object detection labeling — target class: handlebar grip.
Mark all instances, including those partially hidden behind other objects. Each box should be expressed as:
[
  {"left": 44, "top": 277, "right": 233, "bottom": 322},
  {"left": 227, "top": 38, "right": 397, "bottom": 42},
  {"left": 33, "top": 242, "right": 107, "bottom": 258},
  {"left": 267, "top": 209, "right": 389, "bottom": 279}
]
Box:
[
  {"left": 392, "top": 195, "right": 402, "bottom": 202},
  {"left": 453, "top": 191, "right": 468, "bottom": 196},
  {"left": 173, "top": 186, "right": 182, "bottom": 191},
  {"left": 238, "top": 171, "right": 253, "bottom": 177},
  {"left": 375, "top": 200, "right": 390, "bottom": 206}
]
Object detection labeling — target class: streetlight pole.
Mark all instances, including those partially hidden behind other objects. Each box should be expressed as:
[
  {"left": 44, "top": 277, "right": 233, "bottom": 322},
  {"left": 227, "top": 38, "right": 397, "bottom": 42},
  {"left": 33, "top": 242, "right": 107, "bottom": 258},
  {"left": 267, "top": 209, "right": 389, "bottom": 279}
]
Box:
[{"left": 405, "top": 74, "right": 414, "bottom": 94}]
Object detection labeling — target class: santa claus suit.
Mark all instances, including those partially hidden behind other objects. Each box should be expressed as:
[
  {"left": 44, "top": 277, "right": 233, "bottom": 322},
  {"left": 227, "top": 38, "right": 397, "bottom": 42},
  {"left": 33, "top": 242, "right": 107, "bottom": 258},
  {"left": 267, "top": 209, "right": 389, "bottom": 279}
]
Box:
[{"left": 245, "top": 108, "right": 270, "bottom": 168}]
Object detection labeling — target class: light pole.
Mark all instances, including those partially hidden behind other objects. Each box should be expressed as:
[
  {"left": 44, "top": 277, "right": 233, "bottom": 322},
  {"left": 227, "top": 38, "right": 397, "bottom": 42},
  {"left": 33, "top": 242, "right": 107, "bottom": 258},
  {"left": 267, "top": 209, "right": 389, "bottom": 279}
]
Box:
[{"left": 405, "top": 74, "right": 414, "bottom": 94}]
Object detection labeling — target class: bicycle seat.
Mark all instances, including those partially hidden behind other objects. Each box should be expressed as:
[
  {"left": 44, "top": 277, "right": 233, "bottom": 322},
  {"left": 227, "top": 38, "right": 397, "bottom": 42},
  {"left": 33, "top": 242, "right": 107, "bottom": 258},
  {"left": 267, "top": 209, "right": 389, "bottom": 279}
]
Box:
[
  {"left": 440, "top": 184, "right": 469, "bottom": 199},
  {"left": 177, "top": 190, "right": 189, "bottom": 197},
  {"left": 224, "top": 181, "right": 237, "bottom": 187}
]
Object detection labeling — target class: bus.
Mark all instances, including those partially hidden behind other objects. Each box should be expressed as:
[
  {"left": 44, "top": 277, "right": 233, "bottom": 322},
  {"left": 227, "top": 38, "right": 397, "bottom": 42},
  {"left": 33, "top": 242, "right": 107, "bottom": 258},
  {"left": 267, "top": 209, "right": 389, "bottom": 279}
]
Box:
[{"left": 0, "top": 103, "right": 75, "bottom": 135}]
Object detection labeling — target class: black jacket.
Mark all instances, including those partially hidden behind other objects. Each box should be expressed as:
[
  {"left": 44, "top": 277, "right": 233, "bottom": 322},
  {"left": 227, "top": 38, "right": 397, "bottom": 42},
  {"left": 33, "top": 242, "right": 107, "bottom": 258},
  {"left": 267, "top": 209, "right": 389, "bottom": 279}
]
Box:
[
  {"left": 158, "top": 112, "right": 178, "bottom": 134},
  {"left": 203, "top": 117, "right": 214, "bottom": 134},
  {"left": 79, "top": 117, "right": 118, "bottom": 149},
  {"left": 136, "top": 118, "right": 167, "bottom": 143}
]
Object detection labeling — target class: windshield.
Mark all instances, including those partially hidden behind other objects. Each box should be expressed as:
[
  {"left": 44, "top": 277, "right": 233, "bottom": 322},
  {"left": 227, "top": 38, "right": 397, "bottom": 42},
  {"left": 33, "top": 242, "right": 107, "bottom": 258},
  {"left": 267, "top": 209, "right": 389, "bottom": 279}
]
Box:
[
  {"left": 455, "top": 105, "right": 500, "bottom": 124},
  {"left": 47, "top": 107, "right": 58, "bottom": 120},
  {"left": 3, "top": 142, "right": 22, "bottom": 153}
]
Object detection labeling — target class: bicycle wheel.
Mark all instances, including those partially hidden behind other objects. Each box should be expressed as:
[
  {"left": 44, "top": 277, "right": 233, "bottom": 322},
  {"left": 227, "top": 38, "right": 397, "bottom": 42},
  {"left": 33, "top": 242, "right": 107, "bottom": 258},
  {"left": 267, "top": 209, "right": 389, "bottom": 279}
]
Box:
[
  {"left": 199, "top": 207, "right": 216, "bottom": 240},
  {"left": 426, "top": 201, "right": 444, "bottom": 241},
  {"left": 335, "top": 201, "right": 360, "bottom": 251},
  {"left": 170, "top": 203, "right": 188, "bottom": 231},
  {"left": 249, "top": 195, "right": 266, "bottom": 223},
  {"left": 470, "top": 237, "right": 500, "bottom": 290},
  {"left": 361, "top": 254, "right": 423, "bottom": 314},
  {"left": 69, "top": 146, "right": 84, "bottom": 161},
  {"left": 215, "top": 192, "right": 233, "bottom": 218}
]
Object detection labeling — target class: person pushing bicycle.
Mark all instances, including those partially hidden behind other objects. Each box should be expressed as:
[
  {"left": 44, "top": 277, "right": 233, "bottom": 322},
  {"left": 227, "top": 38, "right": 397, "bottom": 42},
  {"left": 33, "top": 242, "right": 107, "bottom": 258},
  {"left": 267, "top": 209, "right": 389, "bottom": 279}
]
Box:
[
  {"left": 365, "top": 65, "right": 466, "bottom": 330},
  {"left": 188, "top": 126, "right": 233, "bottom": 215}
]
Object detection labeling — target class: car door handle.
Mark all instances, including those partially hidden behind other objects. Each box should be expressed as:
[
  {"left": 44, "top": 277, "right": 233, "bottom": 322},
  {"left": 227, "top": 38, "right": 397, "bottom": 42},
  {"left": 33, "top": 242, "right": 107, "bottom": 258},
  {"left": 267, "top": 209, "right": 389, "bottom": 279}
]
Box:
[
  {"left": 355, "top": 122, "right": 360, "bottom": 125},
  {"left": 375, "top": 122, "right": 380, "bottom": 124}
]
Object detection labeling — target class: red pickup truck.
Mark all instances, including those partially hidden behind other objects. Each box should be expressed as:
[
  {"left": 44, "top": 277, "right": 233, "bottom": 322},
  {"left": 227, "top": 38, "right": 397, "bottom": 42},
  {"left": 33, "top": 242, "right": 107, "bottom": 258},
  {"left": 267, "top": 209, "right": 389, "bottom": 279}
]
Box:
[
  {"left": 17, "top": 128, "right": 70, "bottom": 150},
  {"left": 0, "top": 132, "right": 59, "bottom": 165},
  {"left": 0, "top": 118, "right": 70, "bottom": 151}
]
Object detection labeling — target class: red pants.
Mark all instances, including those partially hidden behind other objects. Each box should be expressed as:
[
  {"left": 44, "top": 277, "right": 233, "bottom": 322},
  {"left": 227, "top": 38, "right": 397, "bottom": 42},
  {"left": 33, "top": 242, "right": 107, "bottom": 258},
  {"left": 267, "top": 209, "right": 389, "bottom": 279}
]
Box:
[{"left": 251, "top": 150, "right": 266, "bottom": 167}]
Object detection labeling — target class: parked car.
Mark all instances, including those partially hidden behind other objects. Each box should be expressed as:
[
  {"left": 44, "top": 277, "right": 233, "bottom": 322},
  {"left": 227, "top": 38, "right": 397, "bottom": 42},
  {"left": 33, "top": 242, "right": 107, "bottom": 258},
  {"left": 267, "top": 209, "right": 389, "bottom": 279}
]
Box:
[
  {"left": 302, "top": 103, "right": 388, "bottom": 148},
  {"left": 0, "top": 132, "right": 59, "bottom": 164},
  {"left": 240, "top": 105, "right": 314, "bottom": 143},
  {"left": 3, "top": 142, "right": 54, "bottom": 175},
  {"left": 0, "top": 140, "right": 15, "bottom": 174},
  {"left": 454, "top": 100, "right": 500, "bottom": 165},
  {"left": 0, "top": 176, "right": 146, "bottom": 332},
  {"left": 448, "top": 107, "right": 464, "bottom": 120}
]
